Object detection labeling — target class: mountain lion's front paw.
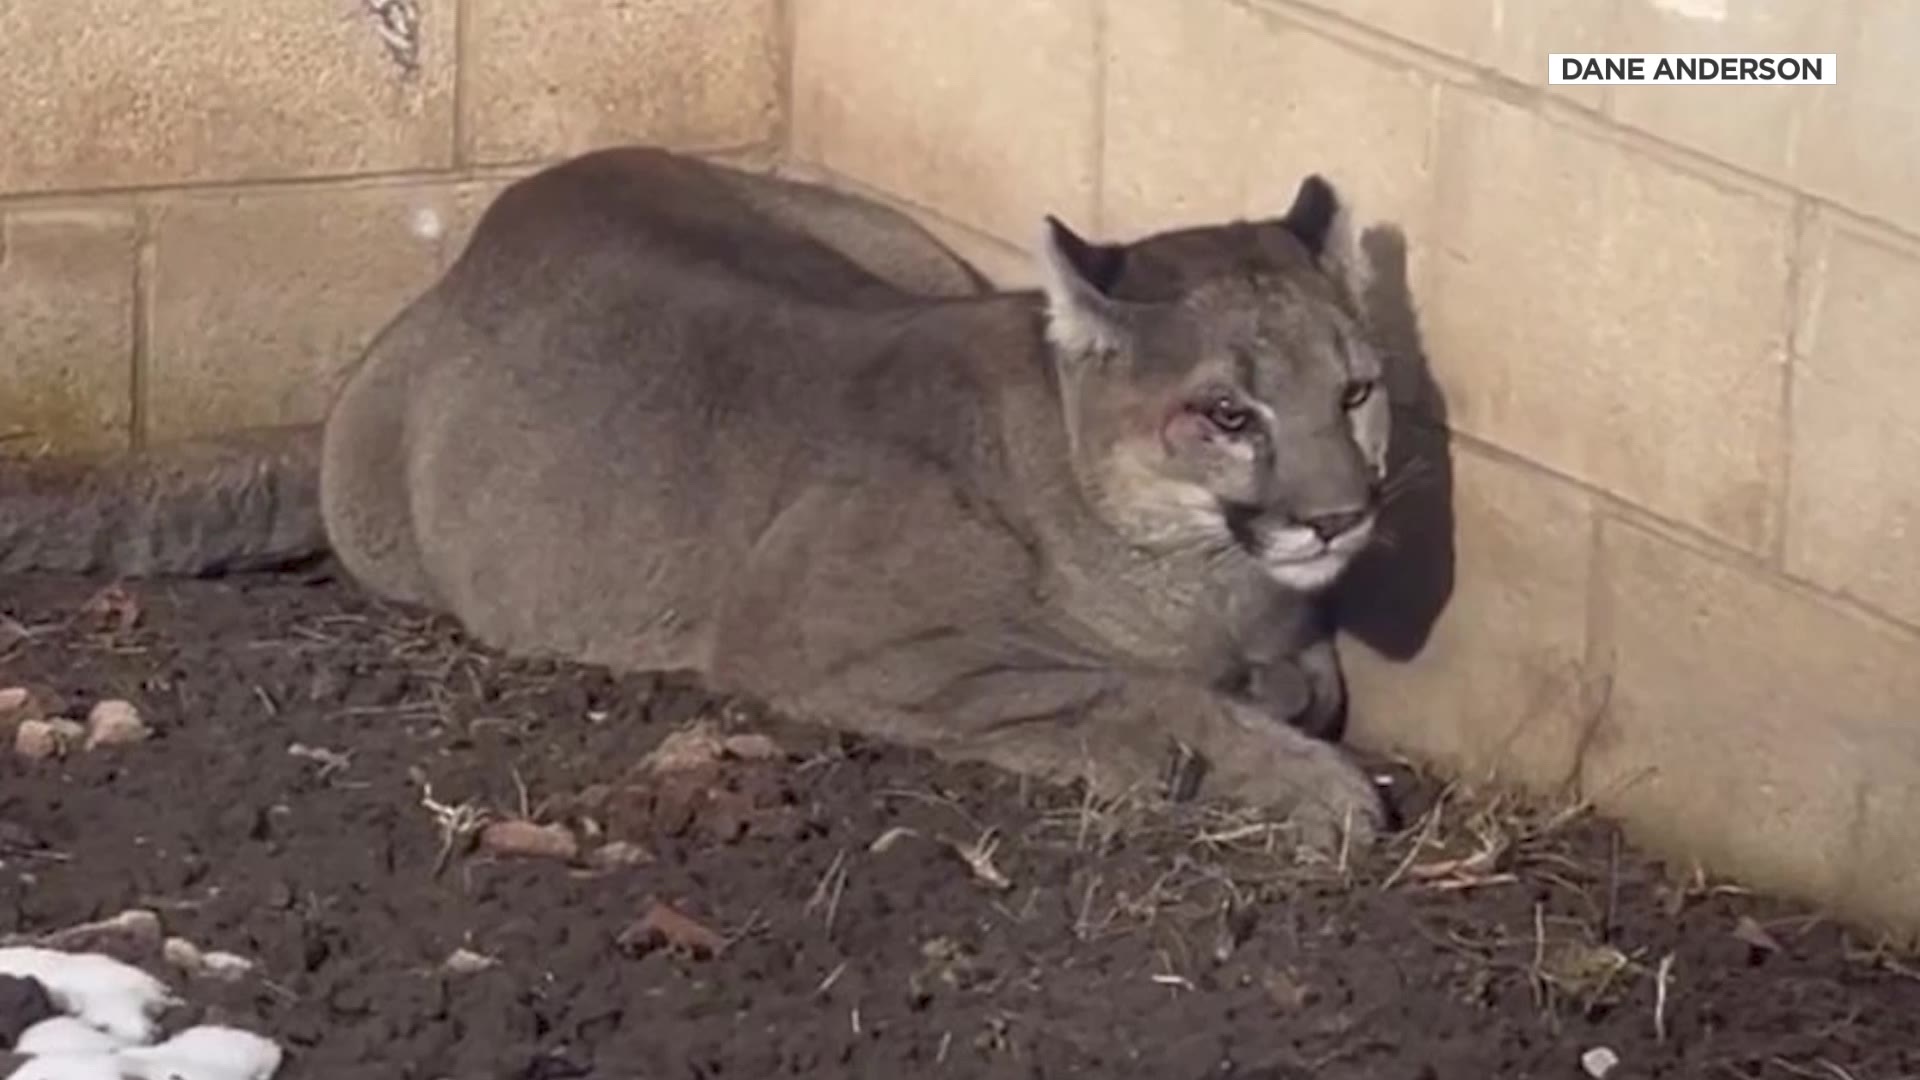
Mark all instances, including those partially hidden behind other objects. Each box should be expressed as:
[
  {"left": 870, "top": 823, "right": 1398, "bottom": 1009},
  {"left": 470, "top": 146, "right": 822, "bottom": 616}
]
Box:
[{"left": 1214, "top": 706, "right": 1389, "bottom": 853}]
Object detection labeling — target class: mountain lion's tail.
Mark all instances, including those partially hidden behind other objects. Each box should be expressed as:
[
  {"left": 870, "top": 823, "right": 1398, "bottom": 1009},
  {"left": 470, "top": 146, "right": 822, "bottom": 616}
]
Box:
[{"left": 0, "top": 423, "right": 328, "bottom": 577}]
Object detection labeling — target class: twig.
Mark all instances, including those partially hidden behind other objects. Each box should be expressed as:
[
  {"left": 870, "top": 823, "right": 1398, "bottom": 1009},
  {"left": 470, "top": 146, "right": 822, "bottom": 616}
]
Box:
[
  {"left": 419, "top": 779, "right": 490, "bottom": 875},
  {"left": 806, "top": 848, "right": 851, "bottom": 936},
  {"left": 815, "top": 960, "right": 848, "bottom": 996},
  {"left": 1654, "top": 952, "right": 1676, "bottom": 1043}
]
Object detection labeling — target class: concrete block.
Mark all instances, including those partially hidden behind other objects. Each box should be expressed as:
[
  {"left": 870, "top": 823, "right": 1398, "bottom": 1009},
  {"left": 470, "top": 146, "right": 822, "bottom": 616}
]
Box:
[
  {"left": 146, "top": 183, "right": 459, "bottom": 443},
  {"left": 1426, "top": 90, "right": 1792, "bottom": 553},
  {"left": 1799, "top": 2, "right": 1920, "bottom": 236},
  {"left": 1610, "top": 0, "right": 1842, "bottom": 182},
  {"left": 1590, "top": 519, "right": 1920, "bottom": 934},
  {"left": 1274, "top": 0, "right": 1609, "bottom": 105},
  {"left": 1786, "top": 223, "right": 1920, "bottom": 628},
  {"left": 1103, "top": 0, "right": 1438, "bottom": 244},
  {"left": 0, "top": 0, "right": 453, "bottom": 194},
  {"left": 0, "top": 211, "right": 137, "bottom": 455},
  {"left": 462, "top": 0, "right": 779, "bottom": 165},
  {"left": 1343, "top": 442, "right": 1597, "bottom": 794},
  {"left": 790, "top": 0, "right": 1099, "bottom": 244}
]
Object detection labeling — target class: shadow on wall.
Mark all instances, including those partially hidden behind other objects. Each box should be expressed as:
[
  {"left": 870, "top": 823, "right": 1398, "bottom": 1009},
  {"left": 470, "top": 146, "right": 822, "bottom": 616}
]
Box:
[{"left": 1332, "top": 224, "right": 1457, "bottom": 662}]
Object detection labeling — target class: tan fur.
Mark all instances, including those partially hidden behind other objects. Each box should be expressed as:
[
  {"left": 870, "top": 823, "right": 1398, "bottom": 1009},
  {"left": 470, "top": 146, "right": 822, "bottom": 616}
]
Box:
[{"left": 319, "top": 148, "right": 1394, "bottom": 845}]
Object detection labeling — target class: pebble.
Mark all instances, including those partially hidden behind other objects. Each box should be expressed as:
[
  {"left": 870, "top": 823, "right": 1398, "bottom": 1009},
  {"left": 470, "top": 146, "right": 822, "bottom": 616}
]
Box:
[
  {"left": 1581, "top": 1046, "right": 1620, "bottom": 1078},
  {"left": 442, "top": 948, "right": 499, "bottom": 975},
  {"left": 478, "top": 820, "right": 579, "bottom": 861},
  {"left": 721, "top": 733, "right": 782, "bottom": 761},
  {"left": 587, "top": 841, "right": 654, "bottom": 870},
  {"left": 621, "top": 901, "right": 726, "bottom": 958},
  {"left": 161, "top": 937, "right": 202, "bottom": 973},
  {"left": 37, "top": 909, "right": 164, "bottom": 958},
  {"left": 642, "top": 721, "right": 785, "bottom": 775},
  {"left": 84, "top": 699, "right": 150, "bottom": 749},
  {"left": 14, "top": 718, "right": 85, "bottom": 761},
  {"left": 161, "top": 937, "right": 254, "bottom": 984}
]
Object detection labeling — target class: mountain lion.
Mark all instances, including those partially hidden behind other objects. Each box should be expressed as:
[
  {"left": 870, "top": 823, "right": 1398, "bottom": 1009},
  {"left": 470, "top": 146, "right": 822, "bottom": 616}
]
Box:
[{"left": 1, "top": 147, "right": 1396, "bottom": 845}]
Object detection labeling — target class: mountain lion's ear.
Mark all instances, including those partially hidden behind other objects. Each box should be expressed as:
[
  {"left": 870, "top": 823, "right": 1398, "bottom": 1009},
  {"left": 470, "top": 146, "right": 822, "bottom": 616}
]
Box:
[
  {"left": 1038, "top": 215, "right": 1128, "bottom": 356},
  {"left": 1278, "top": 174, "right": 1339, "bottom": 260}
]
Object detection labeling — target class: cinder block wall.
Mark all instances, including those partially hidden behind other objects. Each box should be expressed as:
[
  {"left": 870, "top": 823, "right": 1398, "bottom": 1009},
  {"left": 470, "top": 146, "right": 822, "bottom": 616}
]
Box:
[
  {"left": 5, "top": 1, "right": 1918, "bottom": 936},
  {"left": 0, "top": 0, "right": 781, "bottom": 455},
  {"left": 783, "top": 0, "right": 1920, "bottom": 936}
]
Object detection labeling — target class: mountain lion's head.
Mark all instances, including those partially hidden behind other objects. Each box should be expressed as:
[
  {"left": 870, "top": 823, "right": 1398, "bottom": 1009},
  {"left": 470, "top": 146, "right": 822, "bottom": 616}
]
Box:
[{"left": 1038, "top": 176, "right": 1389, "bottom": 594}]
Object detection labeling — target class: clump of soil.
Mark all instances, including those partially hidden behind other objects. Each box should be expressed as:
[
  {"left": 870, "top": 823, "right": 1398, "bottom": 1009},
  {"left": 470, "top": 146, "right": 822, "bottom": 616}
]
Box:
[{"left": 2, "top": 566, "right": 1916, "bottom": 1079}]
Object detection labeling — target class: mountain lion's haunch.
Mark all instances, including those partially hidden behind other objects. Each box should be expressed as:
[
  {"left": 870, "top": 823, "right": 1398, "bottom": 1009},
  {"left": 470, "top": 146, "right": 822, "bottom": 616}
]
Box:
[{"left": 8, "top": 147, "right": 1399, "bottom": 845}]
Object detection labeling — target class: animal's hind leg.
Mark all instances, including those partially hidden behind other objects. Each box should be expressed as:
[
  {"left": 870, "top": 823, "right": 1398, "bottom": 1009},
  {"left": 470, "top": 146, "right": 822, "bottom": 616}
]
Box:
[{"left": 320, "top": 340, "right": 436, "bottom": 607}]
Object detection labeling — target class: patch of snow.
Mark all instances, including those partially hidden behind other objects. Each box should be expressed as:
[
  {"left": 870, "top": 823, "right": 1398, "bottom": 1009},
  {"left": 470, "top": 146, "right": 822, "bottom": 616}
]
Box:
[
  {"left": 0, "top": 948, "right": 284, "bottom": 1080},
  {"left": 0, "top": 947, "right": 174, "bottom": 1043}
]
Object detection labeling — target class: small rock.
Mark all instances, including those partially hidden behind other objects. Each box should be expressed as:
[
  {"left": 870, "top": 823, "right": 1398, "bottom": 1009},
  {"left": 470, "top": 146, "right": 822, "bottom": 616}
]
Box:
[
  {"left": 478, "top": 820, "right": 579, "bottom": 861},
  {"left": 162, "top": 936, "right": 204, "bottom": 972},
  {"left": 85, "top": 699, "right": 151, "bottom": 749},
  {"left": 14, "top": 718, "right": 84, "bottom": 761},
  {"left": 1263, "top": 969, "right": 1311, "bottom": 1012},
  {"left": 443, "top": 948, "right": 499, "bottom": 975},
  {"left": 198, "top": 950, "right": 255, "bottom": 982},
  {"left": 587, "top": 841, "right": 654, "bottom": 870},
  {"left": 618, "top": 901, "right": 726, "bottom": 958},
  {"left": 36, "top": 909, "right": 163, "bottom": 958},
  {"left": 163, "top": 936, "right": 255, "bottom": 982},
  {"left": 0, "top": 685, "right": 62, "bottom": 728},
  {"left": 721, "top": 733, "right": 782, "bottom": 761},
  {"left": 0, "top": 687, "right": 31, "bottom": 717},
  {"left": 1581, "top": 1046, "right": 1620, "bottom": 1078},
  {"left": 640, "top": 722, "right": 730, "bottom": 775}
]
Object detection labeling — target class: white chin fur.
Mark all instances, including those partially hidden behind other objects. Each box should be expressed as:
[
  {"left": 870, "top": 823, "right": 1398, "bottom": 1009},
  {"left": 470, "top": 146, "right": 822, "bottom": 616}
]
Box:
[
  {"left": 1260, "top": 551, "right": 1354, "bottom": 592},
  {"left": 1256, "top": 518, "right": 1375, "bottom": 592}
]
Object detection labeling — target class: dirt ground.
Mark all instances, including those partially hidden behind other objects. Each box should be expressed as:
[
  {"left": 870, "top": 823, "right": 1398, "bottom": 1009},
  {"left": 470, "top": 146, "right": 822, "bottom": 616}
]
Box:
[{"left": 1, "top": 566, "right": 1916, "bottom": 1080}]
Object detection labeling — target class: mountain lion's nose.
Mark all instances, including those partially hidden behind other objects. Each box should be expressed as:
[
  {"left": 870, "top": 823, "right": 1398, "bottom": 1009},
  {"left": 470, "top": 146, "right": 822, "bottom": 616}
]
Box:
[{"left": 1303, "top": 509, "right": 1368, "bottom": 541}]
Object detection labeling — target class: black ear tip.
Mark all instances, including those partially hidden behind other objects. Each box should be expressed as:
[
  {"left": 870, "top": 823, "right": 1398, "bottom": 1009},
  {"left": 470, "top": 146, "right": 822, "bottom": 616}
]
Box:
[
  {"left": 1043, "top": 215, "right": 1126, "bottom": 295},
  {"left": 1282, "top": 173, "right": 1340, "bottom": 255}
]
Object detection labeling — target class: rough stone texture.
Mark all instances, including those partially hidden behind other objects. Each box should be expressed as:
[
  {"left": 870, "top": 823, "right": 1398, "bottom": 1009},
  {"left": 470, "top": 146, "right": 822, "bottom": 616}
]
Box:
[
  {"left": 1799, "top": 1, "right": 1920, "bottom": 236},
  {"left": 1609, "top": 0, "right": 1842, "bottom": 183},
  {"left": 1277, "top": 0, "right": 1610, "bottom": 105},
  {"left": 146, "top": 183, "right": 460, "bottom": 443},
  {"left": 1343, "top": 444, "right": 1596, "bottom": 794},
  {"left": 1103, "top": 0, "right": 1438, "bottom": 246},
  {"left": 0, "top": 0, "right": 454, "bottom": 194},
  {"left": 790, "top": 0, "right": 1099, "bottom": 244},
  {"left": 1786, "top": 224, "right": 1920, "bottom": 628},
  {"left": 0, "top": 211, "right": 137, "bottom": 456},
  {"left": 1425, "top": 90, "right": 1792, "bottom": 554},
  {"left": 463, "top": 0, "right": 779, "bottom": 166},
  {"left": 1589, "top": 520, "right": 1920, "bottom": 931}
]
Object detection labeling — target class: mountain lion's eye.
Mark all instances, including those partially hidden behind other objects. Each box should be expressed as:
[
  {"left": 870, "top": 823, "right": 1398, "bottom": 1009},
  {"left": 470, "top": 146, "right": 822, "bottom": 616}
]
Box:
[
  {"left": 1341, "top": 380, "right": 1377, "bottom": 409},
  {"left": 1201, "top": 397, "right": 1252, "bottom": 435}
]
